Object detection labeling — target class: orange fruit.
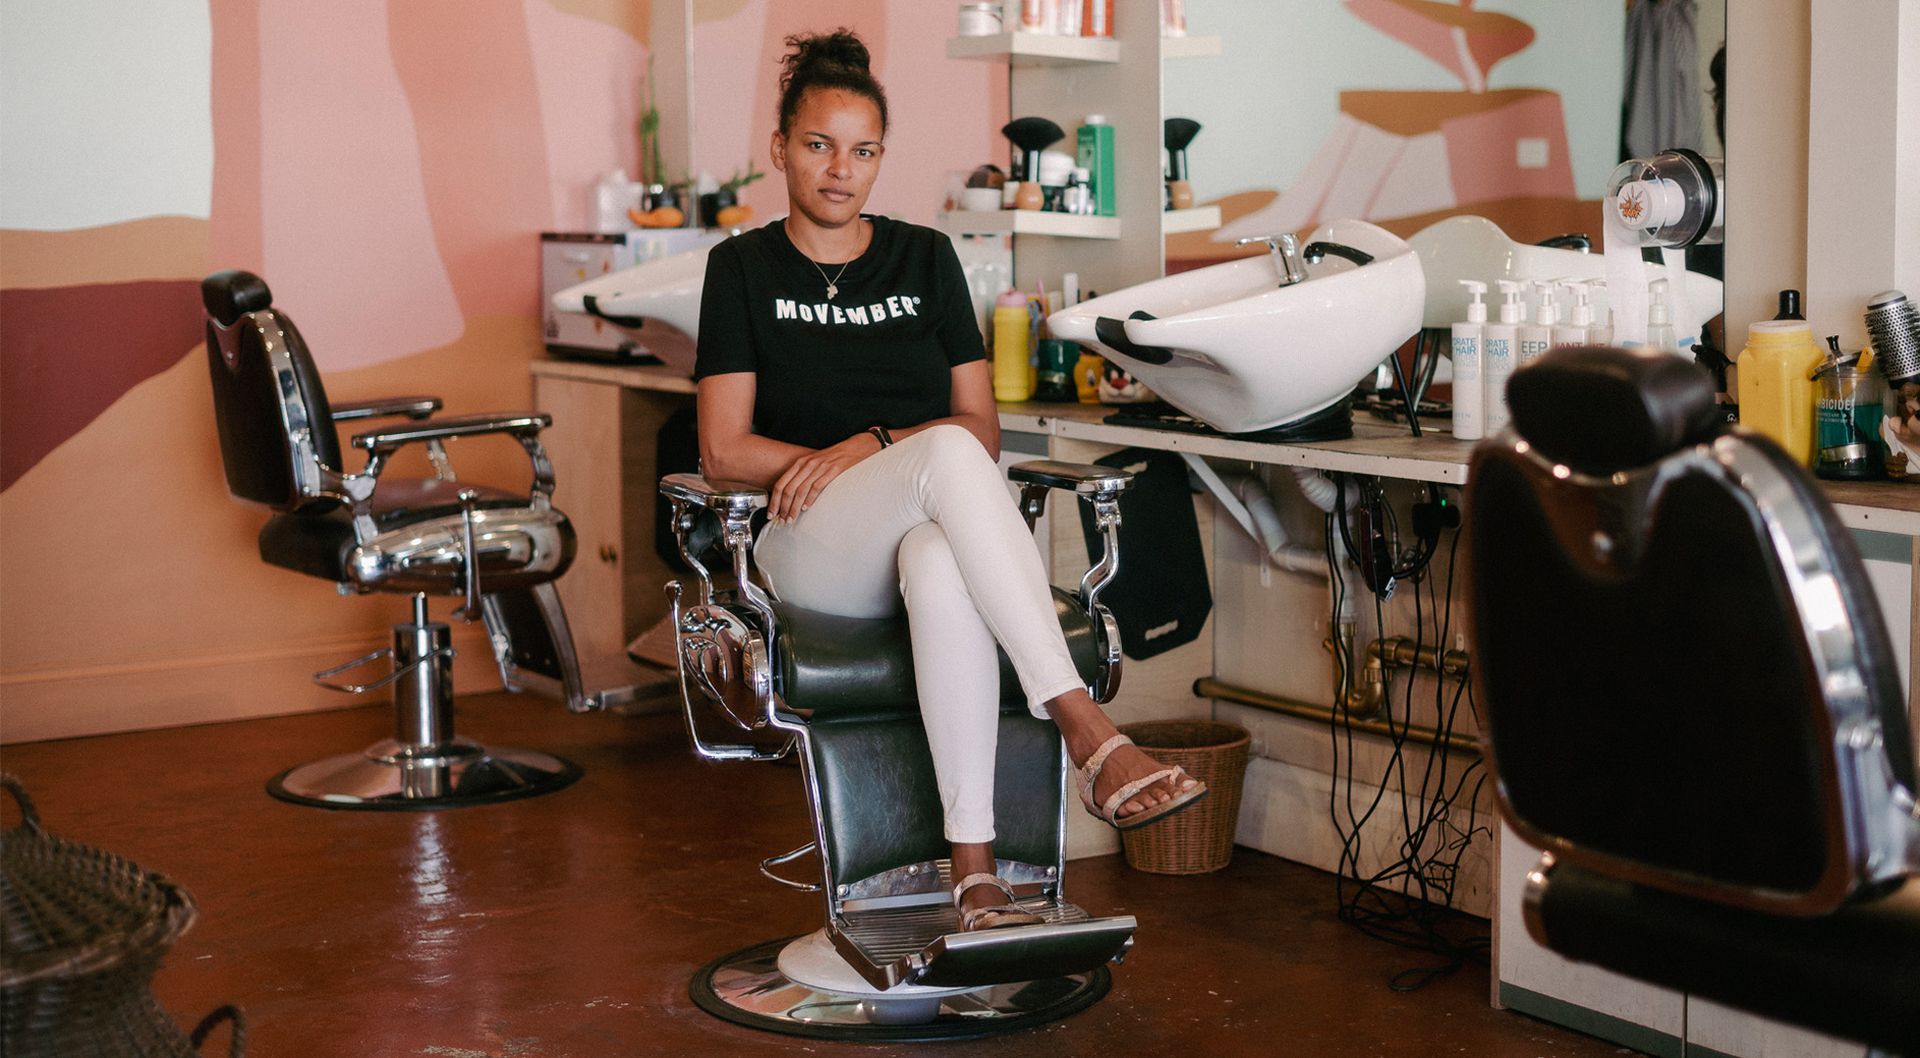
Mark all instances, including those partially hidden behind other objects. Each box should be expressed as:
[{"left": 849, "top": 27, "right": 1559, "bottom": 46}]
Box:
[{"left": 716, "top": 204, "right": 753, "bottom": 228}]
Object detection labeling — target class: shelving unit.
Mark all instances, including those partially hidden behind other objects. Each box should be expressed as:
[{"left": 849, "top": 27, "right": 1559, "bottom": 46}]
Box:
[
  {"left": 937, "top": 209, "right": 1121, "bottom": 239},
  {"left": 1162, "top": 205, "right": 1222, "bottom": 234},
  {"left": 944, "top": 32, "right": 1119, "bottom": 65}
]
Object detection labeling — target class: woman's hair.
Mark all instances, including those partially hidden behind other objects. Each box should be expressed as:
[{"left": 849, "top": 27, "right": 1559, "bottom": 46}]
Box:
[{"left": 776, "top": 29, "right": 889, "bottom": 138}]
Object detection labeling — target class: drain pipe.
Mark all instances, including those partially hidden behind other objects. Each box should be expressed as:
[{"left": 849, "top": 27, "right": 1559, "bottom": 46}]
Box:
[{"left": 1182, "top": 456, "right": 1373, "bottom": 712}]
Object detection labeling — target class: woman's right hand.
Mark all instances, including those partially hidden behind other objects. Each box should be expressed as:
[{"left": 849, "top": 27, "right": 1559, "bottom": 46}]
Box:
[{"left": 769, "top": 431, "right": 883, "bottom": 523}]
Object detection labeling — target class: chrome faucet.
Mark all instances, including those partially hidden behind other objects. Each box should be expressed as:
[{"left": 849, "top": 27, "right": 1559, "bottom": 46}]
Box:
[{"left": 1235, "top": 232, "right": 1309, "bottom": 286}]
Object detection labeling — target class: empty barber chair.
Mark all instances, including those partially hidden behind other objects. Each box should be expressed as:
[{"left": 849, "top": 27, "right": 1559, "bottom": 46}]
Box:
[
  {"left": 1466, "top": 348, "right": 1920, "bottom": 1053},
  {"left": 203, "top": 269, "right": 593, "bottom": 809},
  {"left": 659, "top": 462, "right": 1136, "bottom": 1041}
]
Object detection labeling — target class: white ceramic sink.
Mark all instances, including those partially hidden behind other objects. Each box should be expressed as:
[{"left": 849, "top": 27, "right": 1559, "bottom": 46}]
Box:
[
  {"left": 551, "top": 244, "right": 713, "bottom": 339},
  {"left": 1048, "top": 219, "right": 1424, "bottom": 434},
  {"left": 1407, "top": 215, "right": 1722, "bottom": 335}
]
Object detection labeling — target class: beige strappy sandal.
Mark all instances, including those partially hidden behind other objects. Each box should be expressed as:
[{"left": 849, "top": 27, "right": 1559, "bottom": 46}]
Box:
[
  {"left": 951, "top": 873, "right": 1046, "bottom": 932},
  {"left": 1077, "top": 732, "right": 1209, "bottom": 831}
]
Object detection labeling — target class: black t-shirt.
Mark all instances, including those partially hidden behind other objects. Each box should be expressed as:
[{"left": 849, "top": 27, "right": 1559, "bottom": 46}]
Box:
[{"left": 694, "top": 215, "right": 985, "bottom": 451}]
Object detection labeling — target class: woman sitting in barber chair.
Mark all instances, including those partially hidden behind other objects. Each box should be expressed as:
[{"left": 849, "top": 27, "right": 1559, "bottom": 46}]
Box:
[{"left": 695, "top": 29, "right": 1207, "bottom": 933}]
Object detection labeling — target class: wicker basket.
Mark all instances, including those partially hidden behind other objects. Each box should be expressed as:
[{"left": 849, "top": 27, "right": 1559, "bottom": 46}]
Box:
[
  {"left": 1116, "top": 720, "right": 1251, "bottom": 875},
  {"left": 0, "top": 775, "right": 244, "bottom": 1058}
]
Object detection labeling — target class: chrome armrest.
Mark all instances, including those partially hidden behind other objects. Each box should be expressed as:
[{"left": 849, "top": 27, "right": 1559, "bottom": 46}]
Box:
[
  {"left": 1008, "top": 459, "right": 1134, "bottom": 704},
  {"left": 349, "top": 411, "right": 550, "bottom": 452},
  {"left": 330, "top": 395, "right": 442, "bottom": 422},
  {"left": 657, "top": 473, "right": 775, "bottom": 625},
  {"left": 348, "top": 412, "right": 557, "bottom": 507}
]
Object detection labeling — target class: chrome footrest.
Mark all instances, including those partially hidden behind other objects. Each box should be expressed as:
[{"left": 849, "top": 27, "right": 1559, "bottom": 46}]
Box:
[{"left": 829, "top": 898, "right": 1135, "bottom": 990}]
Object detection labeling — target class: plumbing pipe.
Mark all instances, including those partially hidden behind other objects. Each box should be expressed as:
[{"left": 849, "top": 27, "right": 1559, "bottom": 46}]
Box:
[
  {"left": 1370, "top": 636, "right": 1471, "bottom": 678},
  {"left": 1194, "top": 677, "right": 1479, "bottom": 753}
]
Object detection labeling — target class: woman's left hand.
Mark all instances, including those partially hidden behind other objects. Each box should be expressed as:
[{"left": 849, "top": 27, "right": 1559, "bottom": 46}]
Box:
[{"left": 769, "top": 432, "right": 882, "bottom": 522}]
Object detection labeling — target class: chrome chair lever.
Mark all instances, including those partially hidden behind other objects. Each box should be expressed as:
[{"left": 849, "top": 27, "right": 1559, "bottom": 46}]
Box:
[
  {"left": 456, "top": 488, "right": 483, "bottom": 622},
  {"left": 312, "top": 646, "right": 454, "bottom": 695}
]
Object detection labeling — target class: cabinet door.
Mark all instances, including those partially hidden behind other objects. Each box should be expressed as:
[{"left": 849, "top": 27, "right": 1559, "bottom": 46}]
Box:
[
  {"left": 535, "top": 374, "right": 629, "bottom": 662},
  {"left": 1496, "top": 822, "right": 1688, "bottom": 1056}
]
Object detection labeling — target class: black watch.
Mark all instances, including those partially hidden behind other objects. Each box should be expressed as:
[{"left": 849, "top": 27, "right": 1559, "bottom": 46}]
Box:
[{"left": 867, "top": 425, "right": 894, "bottom": 449}]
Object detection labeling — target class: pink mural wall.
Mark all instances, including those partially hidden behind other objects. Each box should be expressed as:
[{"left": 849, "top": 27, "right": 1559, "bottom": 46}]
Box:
[
  {"left": 0, "top": 0, "right": 1006, "bottom": 741},
  {"left": 0, "top": 1, "right": 655, "bottom": 740},
  {"left": 690, "top": 1, "right": 1006, "bottom": 229}
]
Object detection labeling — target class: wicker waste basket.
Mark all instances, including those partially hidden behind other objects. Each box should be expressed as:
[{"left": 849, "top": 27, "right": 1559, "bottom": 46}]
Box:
[
  {"left": 0, "top": 775, "right": 244, "bottom": 1058},
  {"left": 1116, "top": 720, "right": 1251, "bottom": 875}
]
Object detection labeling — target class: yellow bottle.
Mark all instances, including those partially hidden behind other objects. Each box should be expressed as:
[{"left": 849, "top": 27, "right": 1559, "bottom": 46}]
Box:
[
  {"left": 1737, "top": 320, "right": 1825, "bottom": 464},
  {"left": 992, "top": 291, "right": 1034, "bottom": 402}
]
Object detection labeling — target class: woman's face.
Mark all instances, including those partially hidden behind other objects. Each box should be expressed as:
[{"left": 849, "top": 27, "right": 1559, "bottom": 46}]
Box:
[{"left": 772, "top": 87, "right": 885, "bottom": 232}]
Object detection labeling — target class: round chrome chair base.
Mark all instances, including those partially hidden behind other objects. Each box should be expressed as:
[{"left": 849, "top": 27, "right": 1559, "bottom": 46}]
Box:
[
  {"left": 266, "top": 737, "right": 581, "bottom": 810},
  {"left": 688, "top": 931, "right": 1111, "bottom": 1042}
]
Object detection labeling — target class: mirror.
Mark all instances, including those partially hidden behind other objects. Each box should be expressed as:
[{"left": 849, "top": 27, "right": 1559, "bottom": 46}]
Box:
[{"left": 1162, "top": 0, "right": 1727, "bottom": 328}]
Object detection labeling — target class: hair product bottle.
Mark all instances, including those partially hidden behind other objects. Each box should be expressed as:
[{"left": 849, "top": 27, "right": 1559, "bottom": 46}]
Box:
[
  {"left": 1451, "top": 280, "right": 1488, "bottom": 440},
  {"left": 1482, "top": 280, "right": 1524, "bottom": 431}
]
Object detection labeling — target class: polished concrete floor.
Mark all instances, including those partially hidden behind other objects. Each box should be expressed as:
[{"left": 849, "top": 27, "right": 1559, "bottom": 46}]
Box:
[{"left": 1, "top": 693, "right": 1640, "bottom": 1058}]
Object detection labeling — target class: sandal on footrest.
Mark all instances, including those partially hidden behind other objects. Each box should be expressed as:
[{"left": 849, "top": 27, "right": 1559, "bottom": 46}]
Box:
[
  {"left": 952, "top": 873, "right": 1046, "bottom": 932},
  {"left": 1077, "top": 733, "right": 1209, "bottom": 831}
]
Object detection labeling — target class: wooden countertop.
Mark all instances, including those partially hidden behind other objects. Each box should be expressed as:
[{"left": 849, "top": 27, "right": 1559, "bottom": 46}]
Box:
[{"left": 531, "top": 357, "right": 1920, "bottom": 536}]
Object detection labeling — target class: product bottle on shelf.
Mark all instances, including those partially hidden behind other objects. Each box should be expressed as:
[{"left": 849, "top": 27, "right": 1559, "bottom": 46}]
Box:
[
  {"left": 1646, "top": 278, "right": 1679, "bottom": 354},
  {"left": 993, "top": 289, "right": 1035, "bottom": 402},
  {"left": 1738, "top": 319, "right": 1825, "bottom": 464},
  {"left": 1451, "top": 280, "right": 1489, "bottom": 440},
  {"left": 1483, "top": 280, "right": 1524, "bottom": 431},
  {"left": 1518, "top": 280, "right": 1557, "bottom": 370},
  {"left": 1554, "top": 280, "right": 1596, "bottom": 348}
]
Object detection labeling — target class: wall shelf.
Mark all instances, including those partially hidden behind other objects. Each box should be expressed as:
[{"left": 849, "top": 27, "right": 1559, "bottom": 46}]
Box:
[
  {"left": 945, "top": 33, "right": 1120, "bottom": 66},
  {"left": 938, "top": 210, "right": 1121, "bottom": 239},
  {"left": 1159, "top": 34, "right": 1222, "bottom": 59},
  {"left": 1162, "top": 205, "right": 1221, "bottom": 234}
]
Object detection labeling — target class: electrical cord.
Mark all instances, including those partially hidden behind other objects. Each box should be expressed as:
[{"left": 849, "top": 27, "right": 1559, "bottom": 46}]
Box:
[{"left": 1321, "top": 479, "right": 1490, "bottom": 990}]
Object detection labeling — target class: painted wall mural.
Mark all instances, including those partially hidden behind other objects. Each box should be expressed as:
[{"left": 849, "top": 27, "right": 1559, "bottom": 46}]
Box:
[
  {"left": 1167, "top": 0, "right": 1623, "bottom": 266},
  {"left": 0, "top": 0, "right": 1002, "bottom": 741},
  {"left": 0, "top": 0, "right": 657, "bottom": 740}
]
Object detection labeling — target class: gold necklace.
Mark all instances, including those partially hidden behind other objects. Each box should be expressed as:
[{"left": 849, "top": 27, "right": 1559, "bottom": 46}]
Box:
[
  {"left": 807, "top": 256, "right": 853, "bottom": 301},
  {"left": 791, "top": 219, "right": 866, "bottom": 300}
]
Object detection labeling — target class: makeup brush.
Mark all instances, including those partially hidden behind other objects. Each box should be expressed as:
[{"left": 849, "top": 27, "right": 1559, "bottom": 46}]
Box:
[
  {"left": 1163, "top": 117, "right": 1201, "bottom": 209},
  {"left": 1003, "top": 117, "right": 1065, "bottom": 210}
]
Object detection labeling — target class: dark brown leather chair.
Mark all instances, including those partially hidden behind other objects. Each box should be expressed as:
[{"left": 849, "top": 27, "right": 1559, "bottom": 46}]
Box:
[
  {"left": 1467, "top": 347, "right": 1920, "bottom": 1053},
  {"left": 203, "top": 269, "right": 590, "bottom": 809}
]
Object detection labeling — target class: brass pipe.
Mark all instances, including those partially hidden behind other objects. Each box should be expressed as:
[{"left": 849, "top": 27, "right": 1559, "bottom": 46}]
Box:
[
  {"left": 1194, "top": 676, "right": 1480, "bottom": 753},
  {"left": 1369, "top": 636, "right": 1471, "bottom": 678}
]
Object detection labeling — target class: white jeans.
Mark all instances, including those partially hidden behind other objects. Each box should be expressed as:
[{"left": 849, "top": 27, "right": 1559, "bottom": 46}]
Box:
[{"left": 753, "top": 424, "right": 1086, "bottom": 844}]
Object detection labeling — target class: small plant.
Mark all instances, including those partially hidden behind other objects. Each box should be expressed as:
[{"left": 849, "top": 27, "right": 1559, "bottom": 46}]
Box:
[
  {"left": 638, "top": 58, "right": 665, "bottom": 186},
  {"left": 722, "top": 162, "right": 764, "bottom": 194}
]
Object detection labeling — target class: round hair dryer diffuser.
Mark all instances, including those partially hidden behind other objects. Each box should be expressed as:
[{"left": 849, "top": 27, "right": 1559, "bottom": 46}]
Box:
[
  {"left": 1605, "top": 148, "right": 1725, "bottom": 248},
  {"left": 1164, "top": 117, "right": 1201, "bottom": 181},
  {"left": 1002, "top": 116, "right": 1065, "bottom": 184}
]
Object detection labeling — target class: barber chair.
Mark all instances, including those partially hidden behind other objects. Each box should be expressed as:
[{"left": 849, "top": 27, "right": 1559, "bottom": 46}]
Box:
[
  {"left": 202, "top": 269, "right": 594, "bottom": 810},
  {"left": 659, "top": 461, "right": 1137, "bottom": 1041},
  {"left": 1466, "top": 348, "right": 1920, "bottom": 1053}
]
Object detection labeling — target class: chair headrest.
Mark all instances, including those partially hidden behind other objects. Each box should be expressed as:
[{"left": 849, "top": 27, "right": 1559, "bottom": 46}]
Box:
[
  {"left": 1508, "top": 347, "right": 1721, "bottom": 475},
  {"left": 202, "top": 270, "right": 273, "bottom": 327}
]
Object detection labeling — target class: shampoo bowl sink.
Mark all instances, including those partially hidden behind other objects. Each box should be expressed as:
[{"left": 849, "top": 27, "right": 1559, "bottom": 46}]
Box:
[
  {"left": 1048, "top": 219, "right": 1424, "bottom": 434},
  {"left": 551, "top": 242, "right": 715, "bottom": 339},
  {"left": 1408, "top": 215, "right": 1722, "bottom": 336}
]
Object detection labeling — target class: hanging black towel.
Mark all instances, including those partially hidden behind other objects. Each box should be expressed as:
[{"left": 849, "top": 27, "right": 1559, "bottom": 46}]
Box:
[{"left": 1076, "top": 448, "right": 1210, "bottom": 659}]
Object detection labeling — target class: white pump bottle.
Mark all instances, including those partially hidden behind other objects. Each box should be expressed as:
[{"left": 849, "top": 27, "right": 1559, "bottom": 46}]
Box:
[
  {"left": 1451, "top": 280, "right": 1488, "bottom": 440},
  {"left": 1555, "top": 280, "right": 1596, "bottom": 348},
  {"left": 1483, "top": 280, "right": 1524, "bottom": 431},
  {"left": 1646, "top": 278, "right": 1678, "bottom": 353},
  {"left": 1518, "top": 280, "right": 1557, "bottom": 370}
]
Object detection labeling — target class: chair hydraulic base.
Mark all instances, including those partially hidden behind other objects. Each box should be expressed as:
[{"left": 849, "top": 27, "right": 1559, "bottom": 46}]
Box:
[
  {"left": 688, "top": 929, "right": 1111, "bottom": 1042},
  {"left": 269, "top": 595, "right": 582, "bottom": 810},
  {"left": 266, "top": 736, "right": 580, "bottom": 810}
]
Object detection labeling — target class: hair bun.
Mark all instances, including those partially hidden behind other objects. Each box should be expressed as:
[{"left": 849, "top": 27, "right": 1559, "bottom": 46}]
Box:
[{"left": 786, "top": 29, "right": 870, "bottom": 74}]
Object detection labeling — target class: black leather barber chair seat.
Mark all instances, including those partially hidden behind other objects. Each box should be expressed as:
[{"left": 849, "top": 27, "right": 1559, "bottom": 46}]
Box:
[
  {"left": 203, "top": 269, "right": 597, "bottom": 809},
  {"left": 1466, "top": 348, "right": 1920, "bottom": 1054},
  {"left": 659, "top": 461, "right": 1137, "bottom": 1041}
]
